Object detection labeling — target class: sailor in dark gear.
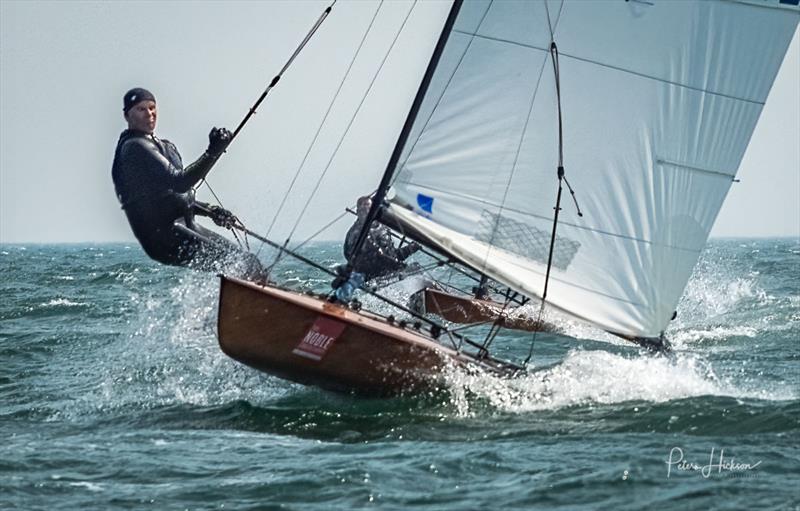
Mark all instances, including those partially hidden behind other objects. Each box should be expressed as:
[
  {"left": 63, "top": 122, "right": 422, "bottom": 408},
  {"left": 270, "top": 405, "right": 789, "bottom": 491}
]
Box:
[
  {"left": 111, "top": 87, "right": 264, "bottom": 279},
  {"left": 343, "top": 196, "right": 420, "bottom": 281}
]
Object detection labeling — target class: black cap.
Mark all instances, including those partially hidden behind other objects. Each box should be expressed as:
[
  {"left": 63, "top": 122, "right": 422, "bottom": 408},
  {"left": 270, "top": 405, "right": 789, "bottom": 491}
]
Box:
[{"left": 123, "top": 87, "right": 156, "bottom": 114}]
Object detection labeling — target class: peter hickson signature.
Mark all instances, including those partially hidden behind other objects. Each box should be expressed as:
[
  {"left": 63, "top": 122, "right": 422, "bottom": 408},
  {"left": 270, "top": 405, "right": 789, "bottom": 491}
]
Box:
[{"left": 666, "top": 447, "right": 762, "bottom": 478}]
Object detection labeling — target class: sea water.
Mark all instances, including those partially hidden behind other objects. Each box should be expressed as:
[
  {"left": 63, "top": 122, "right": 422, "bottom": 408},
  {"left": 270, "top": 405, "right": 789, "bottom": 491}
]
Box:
[{"left": 1, "top": 239, "right": 798, "bottom": 510}]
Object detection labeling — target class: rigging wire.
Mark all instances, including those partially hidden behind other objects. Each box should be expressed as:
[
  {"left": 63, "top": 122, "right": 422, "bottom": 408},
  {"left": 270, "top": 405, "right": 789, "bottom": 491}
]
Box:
[
  {"left": 289, "top": 210, "right": 350, "bottom": 252},
  {"left": 380, "top": 206, "right": 529, "bottom": 309},
  {"left": 378, "top": 200, "right": 528, "bottom": 309},
  {"left": 389, "top": 0, "right": 494, "bottom": 188},
  {"left": 270, "top": 1, "right": 420, "bottom": 268},
  {"left": 379, "top": 205, "right": 535, "bottom": 354},
  {"left": 478, "top": 289, "right": 519, "bottom": 356},
  {"left": 264, "top": 209, "right": 350, "bottom": 277},
  {"left": 187, "top": 1, "right": 338, "bottom": 249},
  {"left": 259, "top": 0, "right": 385, "bottom": 258}
]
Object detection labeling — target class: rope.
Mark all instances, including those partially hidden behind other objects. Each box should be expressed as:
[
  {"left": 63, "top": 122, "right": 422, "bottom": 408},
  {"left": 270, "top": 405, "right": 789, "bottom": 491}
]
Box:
[
  {"left": 479, "top": 289, "right": 519, "bottom": 356},
  {"left": 259, "top": 212, "right": 346, "bottom": 277},
  {"left": 475, "top": 2, "right": 557, "bottom": 280},
  {"left": 260, "top": 1, "right": 385, "bottom": 251},
  {"left": 263, "top": 210, "right": 350, "bottom": 277},
  {"left": 524, "top": 4, "right": 571, "bottom": 367},
  {"left": 194, "top": 179, "right": 253, "bottom": 250},
  {"left": 458, "top": 0, "right": 565, "bottom": 357},
  {"left": 423, "top": 291, "right": 466, "bottom": 350},
  {"left": 379, "top": 204, "right": 508, "bottom": 297}
]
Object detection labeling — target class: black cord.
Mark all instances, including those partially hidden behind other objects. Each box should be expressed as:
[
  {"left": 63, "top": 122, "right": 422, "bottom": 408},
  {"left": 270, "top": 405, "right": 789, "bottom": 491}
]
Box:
[{"left": 524, "top": 40, "right": 568, "bottom": 368}]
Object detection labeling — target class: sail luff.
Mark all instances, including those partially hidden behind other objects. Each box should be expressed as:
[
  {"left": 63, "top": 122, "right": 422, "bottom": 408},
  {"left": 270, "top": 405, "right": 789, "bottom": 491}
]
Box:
[{"left": 349, "top": 0, "right": 464, "bottom": 268}]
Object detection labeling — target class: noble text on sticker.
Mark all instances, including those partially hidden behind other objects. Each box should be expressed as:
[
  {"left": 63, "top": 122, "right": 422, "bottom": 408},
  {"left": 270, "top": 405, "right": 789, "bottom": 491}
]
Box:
[{"left": 292, "top": 316, "right": 347, "bottom": 361}]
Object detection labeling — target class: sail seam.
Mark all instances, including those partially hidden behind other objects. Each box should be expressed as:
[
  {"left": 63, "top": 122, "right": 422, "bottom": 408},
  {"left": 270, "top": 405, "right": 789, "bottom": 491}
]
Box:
[
  {"left": 394, "top": 183, "right": 702, "bottom": 254},
  {"left": 656, "top": 158, "right": 736, "bottom": 179},
  {"left": 485, "top": 254, "right": 646, "bottom": 307},
  {"left": 399, "top": 209, "right": 650, "bottom": 307},
  {"left": 450, "top": 29, "right": 767, "bottom": 106},
  {"left": 559, "top": 51, "right": 767, "bottom": 105}
]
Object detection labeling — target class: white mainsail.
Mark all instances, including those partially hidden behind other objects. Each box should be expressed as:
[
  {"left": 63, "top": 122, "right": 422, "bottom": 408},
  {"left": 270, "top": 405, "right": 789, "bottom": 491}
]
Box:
[{"left": 386, "top": 0, "right": 799, "bottom": 338}]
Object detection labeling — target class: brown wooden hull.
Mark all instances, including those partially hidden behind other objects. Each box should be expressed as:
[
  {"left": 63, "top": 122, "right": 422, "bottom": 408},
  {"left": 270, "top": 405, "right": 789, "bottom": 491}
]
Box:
[
  {"left": 217, "top": 276, "right": 497, "bottom": 396},
  {"left": 420, "top": 288, "right": 554, "bottom": 333}
]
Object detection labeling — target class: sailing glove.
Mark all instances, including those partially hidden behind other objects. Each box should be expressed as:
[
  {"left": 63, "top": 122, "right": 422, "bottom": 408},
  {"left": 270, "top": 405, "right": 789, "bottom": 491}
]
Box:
[
  {"left": 207, "top": 127, "right": 232, "bottom": 157},
  {"left": 397, "top": 242, "right": 421, "bottom": 261},
  {"left": 208, "top": 205, "right": 237, "bottom": 228}
]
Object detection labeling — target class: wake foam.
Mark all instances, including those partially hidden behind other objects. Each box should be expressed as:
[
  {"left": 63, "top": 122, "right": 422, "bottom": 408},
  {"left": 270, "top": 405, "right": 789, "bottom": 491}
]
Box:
[
  {"left": 441, "top": 349, "right": 796, "bottom": 416},
  {"left": 39, "top": 298, "right": 87, "bottom": 308}
]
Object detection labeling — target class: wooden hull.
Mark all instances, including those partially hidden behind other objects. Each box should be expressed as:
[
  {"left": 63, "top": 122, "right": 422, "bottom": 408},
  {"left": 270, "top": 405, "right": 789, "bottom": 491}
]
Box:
[
  {"left": 419, "top": 288, "right": 554, "bottom": 333},
  {"left": 217, "top": 276, "right": 499, "bottom": 396}
]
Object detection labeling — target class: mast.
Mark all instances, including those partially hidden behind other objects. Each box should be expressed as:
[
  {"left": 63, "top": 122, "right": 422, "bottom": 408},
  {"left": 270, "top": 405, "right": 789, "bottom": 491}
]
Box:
[{"left": 347, "top": 0, "right": 463, "bottom": 271}]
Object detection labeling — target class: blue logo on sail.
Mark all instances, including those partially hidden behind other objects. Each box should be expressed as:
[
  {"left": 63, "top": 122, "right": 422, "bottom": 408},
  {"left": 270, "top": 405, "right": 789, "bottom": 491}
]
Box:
[{"left": 417, "top": 193, "right": 434, "bottom": 214}]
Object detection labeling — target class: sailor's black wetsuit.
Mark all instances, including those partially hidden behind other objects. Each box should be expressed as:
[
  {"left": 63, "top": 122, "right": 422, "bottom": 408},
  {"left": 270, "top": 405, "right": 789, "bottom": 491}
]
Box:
[
  {"left": 343, "top": 216, "right": 419, "bottom": 281},
  {"left": 111, "top": 129, "right": 263, "bottom": 278}
]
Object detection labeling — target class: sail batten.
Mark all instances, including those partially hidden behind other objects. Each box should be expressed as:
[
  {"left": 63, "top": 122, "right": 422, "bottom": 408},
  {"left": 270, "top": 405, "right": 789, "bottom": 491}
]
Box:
[
  {"left": 383, "top": 0, "right": 798, "bottom": 338},
  {"left": 656, "top": 158, "right": 737, "bottom": 180}
]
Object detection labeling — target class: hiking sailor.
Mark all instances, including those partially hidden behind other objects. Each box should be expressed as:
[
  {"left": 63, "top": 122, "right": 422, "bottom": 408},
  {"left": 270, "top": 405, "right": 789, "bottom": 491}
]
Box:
[
  {"left": 343, "top": 196, "right": 420, "bottom": 282},
  {"left": 111, "top": 87, "right": 264, "bottom": 278}
]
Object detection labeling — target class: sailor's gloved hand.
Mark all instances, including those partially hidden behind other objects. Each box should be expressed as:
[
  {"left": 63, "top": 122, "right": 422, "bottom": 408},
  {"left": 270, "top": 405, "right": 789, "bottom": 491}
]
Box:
[
  {"left": 207, "top": 127, "right": 232, "bottom": 157},
  {"left": 398, "top": 241, "right": 421, "bottom": 261},
  {"left": 208, "top": 205, "right": 237, "bottom": 228}
]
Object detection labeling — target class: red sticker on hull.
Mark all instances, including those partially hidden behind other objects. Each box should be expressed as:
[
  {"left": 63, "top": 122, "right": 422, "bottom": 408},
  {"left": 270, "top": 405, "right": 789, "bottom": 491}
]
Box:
[{"left": 292, "top": 316, "right": 347, "bottom": 361}]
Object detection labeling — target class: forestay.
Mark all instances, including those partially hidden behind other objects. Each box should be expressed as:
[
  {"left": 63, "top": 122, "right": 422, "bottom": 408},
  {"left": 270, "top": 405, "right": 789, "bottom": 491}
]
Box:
[{"left": 386, "top": 0, "right": 799, "bottom": 339}]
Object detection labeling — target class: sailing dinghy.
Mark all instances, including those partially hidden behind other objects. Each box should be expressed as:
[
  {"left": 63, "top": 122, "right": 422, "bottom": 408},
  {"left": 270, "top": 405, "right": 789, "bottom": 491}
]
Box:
[
  {"left": 215, "top": 0, "right": 799, "bottom": 395},
  {"left": 410, "top": 286, "right": 556, "bottom": 333}
]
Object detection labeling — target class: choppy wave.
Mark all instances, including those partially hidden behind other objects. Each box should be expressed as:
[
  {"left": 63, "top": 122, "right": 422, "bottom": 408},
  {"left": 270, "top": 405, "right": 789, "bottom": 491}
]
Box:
[
  {"left": 5, "top": 241, "right": 792, "bottom": 422},
  {"left": 1, "top": 241, "right": 798, "bottom": 511},
  {"left": 39, "top": 298, "right": 88, "bottom": 308},
  {"left": 45, "top": 266, "right": 795, "bottom": 441}
]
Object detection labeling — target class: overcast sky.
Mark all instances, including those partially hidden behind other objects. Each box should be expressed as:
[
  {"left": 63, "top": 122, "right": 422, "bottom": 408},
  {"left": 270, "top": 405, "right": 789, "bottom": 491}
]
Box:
[{"left": 1, "top": 0, "right": 798, "bottom": 244}]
